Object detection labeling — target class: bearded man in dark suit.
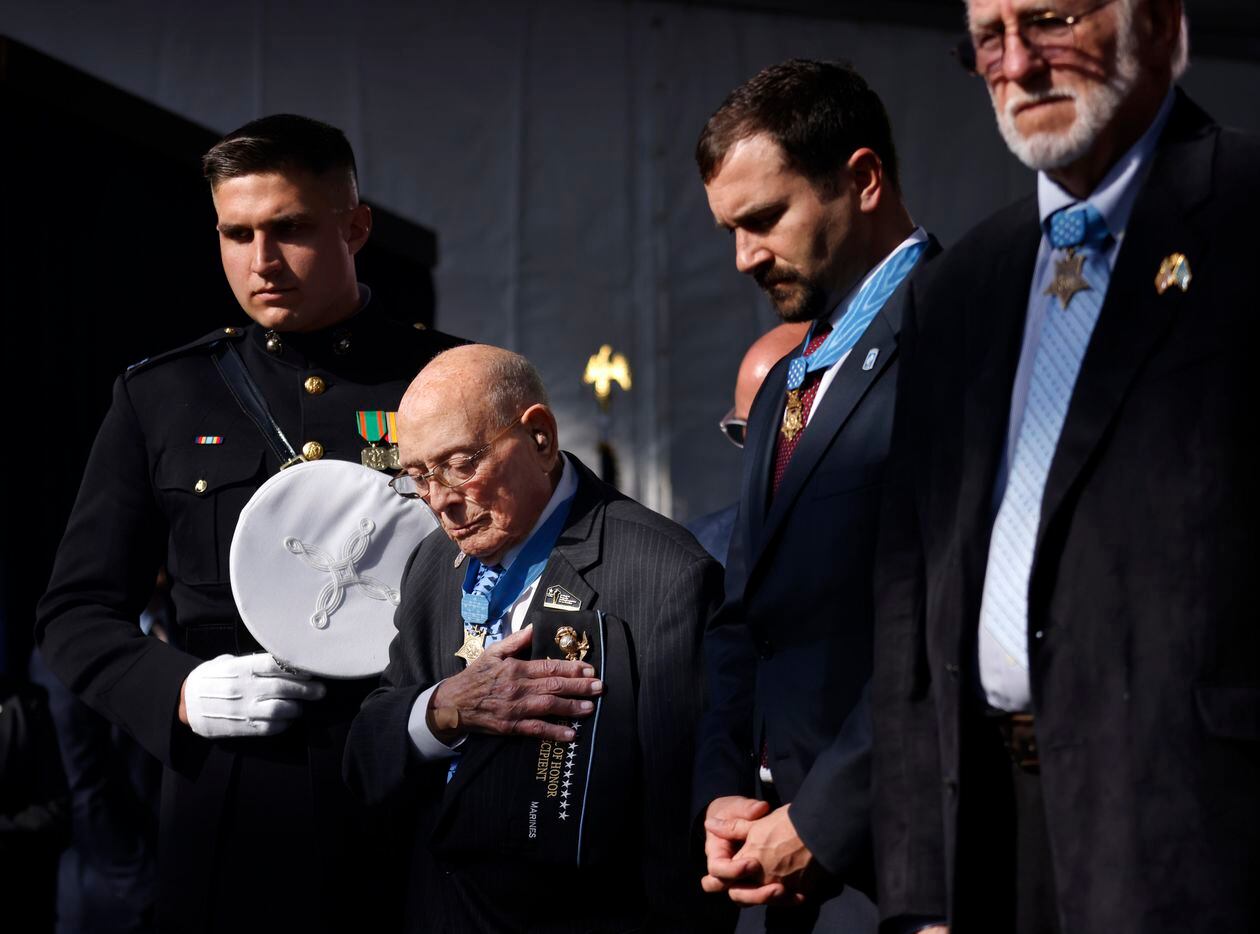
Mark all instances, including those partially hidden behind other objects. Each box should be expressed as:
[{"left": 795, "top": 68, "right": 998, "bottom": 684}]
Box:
[
  {"left": 344, "top": 344, "right": 729, "bottom": 933},
  {"left": 873, "top": 2, "right": 1259, "bottom": 932},
  {"left": 690, "top": 59, "right": 940, "bottom": 933}
]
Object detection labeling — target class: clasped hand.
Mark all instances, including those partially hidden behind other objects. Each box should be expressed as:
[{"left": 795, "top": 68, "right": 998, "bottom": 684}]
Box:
[
  {"left": 428, "top": 626, "right": 603, "bottom": 743},
  {"left": 702, "top": 797, "right": 817, "bottom": 906}
]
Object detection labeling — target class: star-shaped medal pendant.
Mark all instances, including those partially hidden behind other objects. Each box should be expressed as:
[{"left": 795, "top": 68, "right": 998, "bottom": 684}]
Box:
[
  {"left": 1045, "top": 248, "right": 1093, "bottom": 309},
  {"left": 454, "top": 625, "right": 487, "bottom": 665}
]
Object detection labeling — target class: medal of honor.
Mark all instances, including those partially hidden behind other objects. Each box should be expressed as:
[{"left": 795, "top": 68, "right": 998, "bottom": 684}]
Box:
[
  {"left": 455, "top": 625, "right": 487, "bottom": 664},
  {"left": 775, "top": 240, "right": 930, "bottom": 443},
  {"left": 356, "top": 410, "right": 401, "bottom": 470},
  {"left": 780, "top": 389, "right": 805, "bottom": 441},
  {"left": 1045, "top": 249, "right": 1093, "bottom": 309}
]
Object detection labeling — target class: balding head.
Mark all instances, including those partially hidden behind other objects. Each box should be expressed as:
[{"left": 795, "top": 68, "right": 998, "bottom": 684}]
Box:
[
  {"left": 398, "top": 345, "right": 562, "bottom": 564},
  {"left": 400, "top": 344, "right": 549, "bottom": 432},
  {"left": 734, "top": 323, "right": 810, "bottom": 420}
]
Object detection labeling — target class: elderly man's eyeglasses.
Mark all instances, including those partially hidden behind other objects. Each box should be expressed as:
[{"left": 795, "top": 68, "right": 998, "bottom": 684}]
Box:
[
  {"left": 955, "top": 0, "right": 1117, "bottom": 77},
  {"left": 388, "top": 417, "right": 522, "bottom": 501},
  {"left": 718, "top": 408, "right": 748, "bottom": 449}
]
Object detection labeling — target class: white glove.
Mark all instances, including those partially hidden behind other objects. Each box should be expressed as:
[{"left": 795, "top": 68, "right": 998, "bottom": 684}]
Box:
[{"left": 184, "top": 653, "right": 325, "bottom": 739}]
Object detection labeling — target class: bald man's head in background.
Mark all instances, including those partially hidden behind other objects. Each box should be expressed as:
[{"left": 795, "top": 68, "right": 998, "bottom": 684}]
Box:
[{"left": 736, "top": 323, "right": 810, "bottom": 419}]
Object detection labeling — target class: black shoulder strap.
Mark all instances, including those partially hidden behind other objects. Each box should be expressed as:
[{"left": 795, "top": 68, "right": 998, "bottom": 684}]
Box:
[{"left": 211, "top": 340, "right": 303, "bottom": 469}]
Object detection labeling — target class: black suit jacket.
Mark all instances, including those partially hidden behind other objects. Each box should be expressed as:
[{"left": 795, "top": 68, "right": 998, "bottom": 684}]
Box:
[
  {"left": 873, "top": 91, "right": 1260, "bottom": 933},
  {"left": 693, "top": 237, "right": 940, "bottom": 893},
  {"left": 344, "top": 456, "right": 729, "bottom": 933}
]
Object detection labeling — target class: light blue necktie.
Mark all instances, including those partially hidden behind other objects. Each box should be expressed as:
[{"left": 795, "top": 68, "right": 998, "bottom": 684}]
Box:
[{"left": 978, "top": 205, "right": 1112, "bottom": 698}]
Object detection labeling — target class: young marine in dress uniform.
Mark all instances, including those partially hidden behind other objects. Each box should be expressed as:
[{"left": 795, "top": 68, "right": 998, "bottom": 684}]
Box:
[{"left": 36, "top": 114, "right": 463, "bottom": 933}]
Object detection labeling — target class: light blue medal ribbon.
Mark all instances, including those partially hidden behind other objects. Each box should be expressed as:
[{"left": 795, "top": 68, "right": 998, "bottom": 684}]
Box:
[
  {"left": 785, "top": 239, "right": 928, "bottom": 390},
  {"left": 459, "top": 492, "right": 575, "bottom": 643},
  {"left": 447, "top": 493, "right": 575, "bottom": 784}
]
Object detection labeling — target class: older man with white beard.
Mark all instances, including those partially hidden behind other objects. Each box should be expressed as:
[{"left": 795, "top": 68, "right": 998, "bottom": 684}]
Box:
[{"left": 872, "top": 2, "right": 1260, "bottom": 933}]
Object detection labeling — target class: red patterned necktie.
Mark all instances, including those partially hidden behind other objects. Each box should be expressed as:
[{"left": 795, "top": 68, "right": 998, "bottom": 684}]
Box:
[{"left": 770, "top": 323, "right": 832, "bottom": 497}]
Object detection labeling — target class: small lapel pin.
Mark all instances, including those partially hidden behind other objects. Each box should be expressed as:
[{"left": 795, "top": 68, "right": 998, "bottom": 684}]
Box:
[
  {"left": 861, "top": 348, "right": 879, "bottom": 371},
  {"left": 1155, "top": 252, "right": 1191, "bottom": 295},
  {"left": 543, "top": 584, "right": 582, "bottom": 612},
  {"left": 453, "top": 551, "right": 466, "bottom": 568},
  {"left": 554, "top": 626, "right": 590, "bottom": 661},
  {"left": 195, "top": 435, "right": 224, "bottom": 445}
]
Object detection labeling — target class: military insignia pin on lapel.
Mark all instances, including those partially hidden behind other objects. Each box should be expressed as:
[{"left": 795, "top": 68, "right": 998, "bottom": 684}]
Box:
[
  {"left": 543, "top": 585, "right": 582, "bottom": 612},
  {"left": 554, "top": 626, "right": 590, "bottom": 662},
  {"left": 1155, "top": 253, "right": 1192, "bottom": 295}
]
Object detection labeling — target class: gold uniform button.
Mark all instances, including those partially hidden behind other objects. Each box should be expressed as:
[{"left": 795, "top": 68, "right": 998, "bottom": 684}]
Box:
[
  {"left": 223, "top": 327, "right": 240, "bottom": 336},
  {"left": 193, "top": 479, "right": 208, "bottom": 494},
  {"left": 304, "top": 375, "right": 327, "bottom": 395},
  {"left": 302, "top": 441, "right": 325, "bottom": 461}
]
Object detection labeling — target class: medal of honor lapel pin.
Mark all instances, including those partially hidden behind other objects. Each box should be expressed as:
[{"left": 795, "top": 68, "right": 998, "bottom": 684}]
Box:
[{"left": 1155, "top": 253, "right": 1192, "bottom": 295}]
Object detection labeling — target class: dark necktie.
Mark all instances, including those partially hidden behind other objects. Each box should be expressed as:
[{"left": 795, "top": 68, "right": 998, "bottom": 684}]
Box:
[{"left": 770, "top": 323, "right": 832, "bottom": 497}]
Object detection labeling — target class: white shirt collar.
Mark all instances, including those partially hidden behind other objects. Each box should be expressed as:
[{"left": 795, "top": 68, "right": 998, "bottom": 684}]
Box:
[
  {"left": 1037, "top": 87, "right": 1176, "bottom": 239},
  {"left": 500, "top": 453, "right": 577, "bottom": 570}
]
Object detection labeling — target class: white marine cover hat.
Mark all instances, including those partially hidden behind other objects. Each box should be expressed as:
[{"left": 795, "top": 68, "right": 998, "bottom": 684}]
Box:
[{"left": 230, "top": 459, "right": 438, "bottom": 678}]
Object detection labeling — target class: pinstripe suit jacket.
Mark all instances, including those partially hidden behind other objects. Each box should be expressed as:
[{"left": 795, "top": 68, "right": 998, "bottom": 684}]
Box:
[{"left": 344, "top": 455, "right": 729, "bottom": 933}]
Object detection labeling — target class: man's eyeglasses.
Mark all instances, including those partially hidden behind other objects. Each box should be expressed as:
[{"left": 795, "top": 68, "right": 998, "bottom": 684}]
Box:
[
  {"left": 388, "top": 416, "right": 523, "bottom": 501},
  {"left": 954, "top": 0, "right": 1117, "bottom": 78},
  {"left": 718, "top": 408, "right": 747, "bottom": 449}
]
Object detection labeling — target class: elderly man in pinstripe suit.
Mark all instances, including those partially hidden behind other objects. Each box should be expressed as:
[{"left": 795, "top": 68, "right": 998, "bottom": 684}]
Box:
[{"left": 345, "top": 344, "right": 731, "bottom": 933}]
